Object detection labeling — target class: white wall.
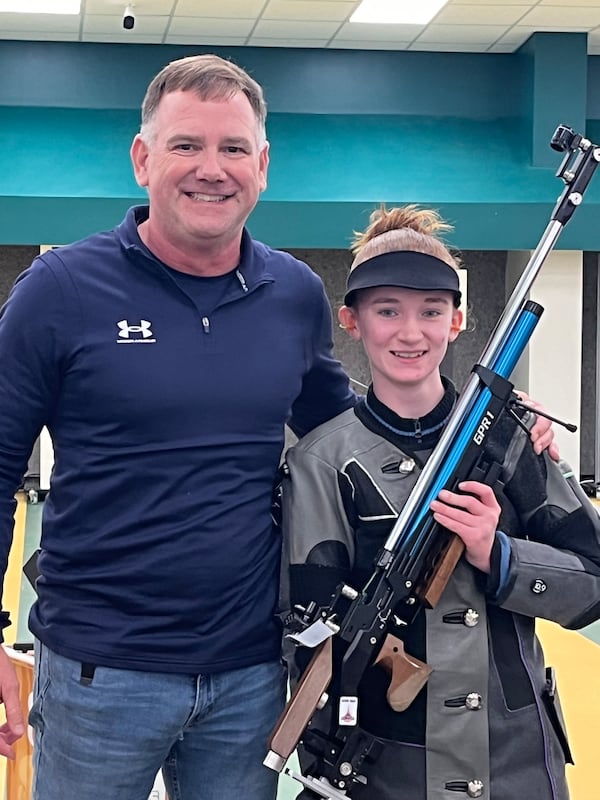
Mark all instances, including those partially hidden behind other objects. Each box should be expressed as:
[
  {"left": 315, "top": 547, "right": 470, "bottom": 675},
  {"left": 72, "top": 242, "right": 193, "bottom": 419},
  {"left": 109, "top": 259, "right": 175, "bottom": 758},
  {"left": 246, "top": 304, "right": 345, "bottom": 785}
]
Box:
[{"left": 506, "top": 250, "right": 583, "bottom": 473}]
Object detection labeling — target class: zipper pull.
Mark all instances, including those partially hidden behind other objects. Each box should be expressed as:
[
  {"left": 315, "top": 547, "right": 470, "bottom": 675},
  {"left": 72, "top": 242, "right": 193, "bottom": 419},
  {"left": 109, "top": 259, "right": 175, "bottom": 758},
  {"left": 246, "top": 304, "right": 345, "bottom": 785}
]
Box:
[
  {"left": 202, "top": 316, "right": 210, "bottom": 334},
  {"left": 236, "top": 269, "right": 249, "bottom": 292},
  {"left": 414, "top": 418, "right": 422, "bottom": 441}
]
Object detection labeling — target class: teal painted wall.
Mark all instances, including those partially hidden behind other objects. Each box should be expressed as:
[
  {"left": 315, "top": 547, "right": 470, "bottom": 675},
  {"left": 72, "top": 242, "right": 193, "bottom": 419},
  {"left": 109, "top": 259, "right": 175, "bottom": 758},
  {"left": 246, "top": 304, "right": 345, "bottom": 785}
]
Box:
[
  {"left": 520, "top": 33, "right": 588, "bottom": 168},
  {"left": 1, "top": 36, "right": 599, "bottom": 249},
  {"left": 0, "top": 41, "right": 523, "bottom": 116}
]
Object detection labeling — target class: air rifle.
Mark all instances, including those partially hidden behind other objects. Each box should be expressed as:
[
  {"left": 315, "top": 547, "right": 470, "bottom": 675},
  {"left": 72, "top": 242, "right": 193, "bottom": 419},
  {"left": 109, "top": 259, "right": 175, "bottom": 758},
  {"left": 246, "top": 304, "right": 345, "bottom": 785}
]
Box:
[{"left": 264, "top": 125, "right": 600, "bottom": 800}]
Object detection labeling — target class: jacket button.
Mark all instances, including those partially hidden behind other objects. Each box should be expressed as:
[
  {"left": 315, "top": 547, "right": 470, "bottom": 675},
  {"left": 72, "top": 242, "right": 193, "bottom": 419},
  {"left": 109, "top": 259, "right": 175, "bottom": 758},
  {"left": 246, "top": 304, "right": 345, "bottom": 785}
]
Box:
[
  {"left": 465, "top": 692, "right": 483, "bottom": 710},
  {"left": 444, "top": 779, "right": 484, "bottom": 795},
  {"left": 467, "top": 780, "right": 484, "bottom": 797},
  {"left": 463, "top": 608, "right": 479, "bottom": 627},
  {"left": 531, "top": 578, "right": 547, "bottom": 594},
  {"left": 442, "top": 609, "right": 480, "bottom": 626}
]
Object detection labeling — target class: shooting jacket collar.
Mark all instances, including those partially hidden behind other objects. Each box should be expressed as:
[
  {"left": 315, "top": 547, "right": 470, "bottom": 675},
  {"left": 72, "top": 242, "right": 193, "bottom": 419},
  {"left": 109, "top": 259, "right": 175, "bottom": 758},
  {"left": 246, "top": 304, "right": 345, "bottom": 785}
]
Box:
[{"left": 356, "top": 378, "right": 457, "bottom": 453}]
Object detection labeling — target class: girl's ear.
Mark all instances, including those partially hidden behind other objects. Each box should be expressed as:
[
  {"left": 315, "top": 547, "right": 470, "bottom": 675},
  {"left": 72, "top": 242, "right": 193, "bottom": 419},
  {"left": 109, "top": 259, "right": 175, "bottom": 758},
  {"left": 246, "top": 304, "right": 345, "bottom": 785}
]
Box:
[
  {"left": 449, "top": 309, "right": 464, "bottom": 341},
  {"left": 338, "top": 305, "right": 361, "bottom": 339}
]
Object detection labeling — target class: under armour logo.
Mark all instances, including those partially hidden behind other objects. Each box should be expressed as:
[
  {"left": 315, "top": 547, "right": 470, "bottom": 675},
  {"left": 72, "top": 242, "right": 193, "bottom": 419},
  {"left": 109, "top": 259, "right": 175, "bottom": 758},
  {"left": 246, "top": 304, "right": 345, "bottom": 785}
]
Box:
[{"left": 116, "top": 319, "right": 156, "bottom": 343}]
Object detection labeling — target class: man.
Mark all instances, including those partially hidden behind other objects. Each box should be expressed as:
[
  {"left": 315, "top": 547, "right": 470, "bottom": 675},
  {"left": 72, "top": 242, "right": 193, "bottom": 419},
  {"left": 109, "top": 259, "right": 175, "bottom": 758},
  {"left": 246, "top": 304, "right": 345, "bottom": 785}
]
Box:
[{"left": 0, "top": 54, "right": 354, "bottom": 800}]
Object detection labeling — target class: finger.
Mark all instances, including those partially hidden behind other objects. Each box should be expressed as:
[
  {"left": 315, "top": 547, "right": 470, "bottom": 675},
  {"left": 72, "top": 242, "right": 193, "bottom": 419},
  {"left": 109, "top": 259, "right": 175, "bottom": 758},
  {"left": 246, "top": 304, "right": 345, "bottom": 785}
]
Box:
[
  {"left": 2, "top": 689, "right": 25, "bottom": 739},
  {"left": 530, "top": 417, "right": 552, "bottom": 437},
  {"left": 438, "top": 483, "right": 497, "bottom": 512},
  {"left": 434, "top": 495, "right": 485, "bottom": 522},
  {"left": 0, "top": 722, "right": 21, "bottom": 740},
  {"left": 533, "top": 436, "right": 547, "bottom": 455},
  {"left": 457, "top": 481, "right": 498, "bottom": 503},
  {"left": 549, "top": 441, "right": 560, "bottom": 462},
  {"left": 532, "top": 425, "right": 556, "bottom": 455},
  {"left": 430, "top": 507, "right": 466, "bottom": 535},
  {"left": 434, "top": 492, "right": 477, "bottom": 515},
  {"left": 430, "top": 501, "right": 487, "bottom": 532},
  {"left": 0, "top": 728, "right": 18, "bottom": 760},
  {"left": 520, "top": 399, "right": 537, "bottom": 411},
  {"left": 431, "top": 508, "right": 489, "bottom": 545},
  {"left": 431, "top": 500, "right": 469, "bottom": 520}
]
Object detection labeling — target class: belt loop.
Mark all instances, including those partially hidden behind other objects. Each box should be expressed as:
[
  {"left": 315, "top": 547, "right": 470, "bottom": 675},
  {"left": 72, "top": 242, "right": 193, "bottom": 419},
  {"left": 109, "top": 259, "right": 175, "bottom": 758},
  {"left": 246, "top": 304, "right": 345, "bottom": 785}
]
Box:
[{"left": 80, "top": 663, "right": 96, "bottom": 686}]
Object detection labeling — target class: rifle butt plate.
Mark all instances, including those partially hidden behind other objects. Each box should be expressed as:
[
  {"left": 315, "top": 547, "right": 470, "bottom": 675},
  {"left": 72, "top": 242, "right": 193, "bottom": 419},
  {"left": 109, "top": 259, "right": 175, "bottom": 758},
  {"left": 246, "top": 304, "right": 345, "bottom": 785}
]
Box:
[{"left": 263, "top": 750, "right": 286, "bottom": 773}]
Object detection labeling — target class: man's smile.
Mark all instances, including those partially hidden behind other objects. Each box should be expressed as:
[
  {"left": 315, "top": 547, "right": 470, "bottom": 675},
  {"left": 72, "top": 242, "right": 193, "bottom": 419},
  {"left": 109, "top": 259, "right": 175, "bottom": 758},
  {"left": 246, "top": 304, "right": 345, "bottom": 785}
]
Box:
[{"left": 185, "top": 192, "right": 231, "bottom": 202}]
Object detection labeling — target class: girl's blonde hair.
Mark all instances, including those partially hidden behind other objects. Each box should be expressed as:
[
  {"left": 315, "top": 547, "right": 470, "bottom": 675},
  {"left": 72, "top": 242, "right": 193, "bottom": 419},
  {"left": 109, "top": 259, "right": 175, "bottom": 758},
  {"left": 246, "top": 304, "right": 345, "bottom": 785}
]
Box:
[{"left": 351, "top": 205, "right": 461, "bottom": 271}]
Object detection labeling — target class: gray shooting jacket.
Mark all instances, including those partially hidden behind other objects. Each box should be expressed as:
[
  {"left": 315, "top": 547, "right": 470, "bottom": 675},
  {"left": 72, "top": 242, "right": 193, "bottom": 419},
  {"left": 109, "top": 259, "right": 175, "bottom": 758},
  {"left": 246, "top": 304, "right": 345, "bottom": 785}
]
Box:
[{"left": 281, "top": 384, "right": 600, "bottom": 800}]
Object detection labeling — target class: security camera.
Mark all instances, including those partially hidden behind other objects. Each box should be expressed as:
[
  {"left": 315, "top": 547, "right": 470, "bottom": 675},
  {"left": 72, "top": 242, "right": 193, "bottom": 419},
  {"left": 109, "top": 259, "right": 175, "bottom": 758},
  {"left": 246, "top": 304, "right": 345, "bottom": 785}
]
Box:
[{"left": 123, "top": 5, "right": 135, "bottom": 30}]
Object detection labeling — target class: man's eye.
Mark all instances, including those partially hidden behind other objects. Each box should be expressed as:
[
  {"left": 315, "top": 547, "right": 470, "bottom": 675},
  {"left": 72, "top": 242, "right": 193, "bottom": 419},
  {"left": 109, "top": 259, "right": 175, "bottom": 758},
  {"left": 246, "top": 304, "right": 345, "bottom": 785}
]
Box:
[{"left": 225, "top": 146, "right": 245, "bottom": 154}]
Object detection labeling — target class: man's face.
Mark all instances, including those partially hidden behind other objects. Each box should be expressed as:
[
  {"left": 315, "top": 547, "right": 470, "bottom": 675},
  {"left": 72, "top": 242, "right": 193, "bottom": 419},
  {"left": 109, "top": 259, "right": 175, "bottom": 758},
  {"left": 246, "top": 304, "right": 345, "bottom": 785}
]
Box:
[{"left": 131, "top": 89, "right": 269, "bottom": 260}]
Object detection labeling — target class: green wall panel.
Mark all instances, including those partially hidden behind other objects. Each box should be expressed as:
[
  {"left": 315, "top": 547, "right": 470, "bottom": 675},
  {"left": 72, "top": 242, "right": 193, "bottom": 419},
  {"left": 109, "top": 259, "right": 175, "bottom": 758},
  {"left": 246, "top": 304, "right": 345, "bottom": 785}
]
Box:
[
  {"left": 0, "top": 36, "right": 599, "bottom": 250},
  {"left": 1, "top": 108, "right": 595, "bottom": 249},
  {"left": 0, "top": 40, "right": 523, "bottom": 118}
]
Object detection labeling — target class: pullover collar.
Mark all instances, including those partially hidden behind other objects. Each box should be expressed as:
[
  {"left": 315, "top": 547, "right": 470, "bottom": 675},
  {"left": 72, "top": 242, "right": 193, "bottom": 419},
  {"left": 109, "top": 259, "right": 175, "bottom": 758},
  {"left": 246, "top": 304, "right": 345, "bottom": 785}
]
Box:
[{"left": 116, "top": 205, "right": 272, "bottom": 292}]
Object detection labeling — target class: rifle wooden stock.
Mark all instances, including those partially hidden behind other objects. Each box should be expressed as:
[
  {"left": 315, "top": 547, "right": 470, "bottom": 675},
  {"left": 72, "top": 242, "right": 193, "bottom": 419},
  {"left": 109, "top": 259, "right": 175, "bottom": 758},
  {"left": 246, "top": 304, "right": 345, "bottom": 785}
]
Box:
[
  {"left": 373, "top": 634, "right": 432, "bottom": 712},
  {"left": 266, "top": 637, "right": 333, "bottom": 767},
  {"left": 418, "top": 532, "right": 465, "bottom": 608}
]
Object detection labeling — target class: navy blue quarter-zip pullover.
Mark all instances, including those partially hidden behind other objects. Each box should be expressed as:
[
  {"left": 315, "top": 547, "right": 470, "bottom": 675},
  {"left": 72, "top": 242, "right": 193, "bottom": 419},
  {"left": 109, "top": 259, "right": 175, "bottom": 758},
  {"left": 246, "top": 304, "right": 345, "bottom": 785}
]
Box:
[{"left": 0, "top": 206, "right": 354, "bottom": 672}]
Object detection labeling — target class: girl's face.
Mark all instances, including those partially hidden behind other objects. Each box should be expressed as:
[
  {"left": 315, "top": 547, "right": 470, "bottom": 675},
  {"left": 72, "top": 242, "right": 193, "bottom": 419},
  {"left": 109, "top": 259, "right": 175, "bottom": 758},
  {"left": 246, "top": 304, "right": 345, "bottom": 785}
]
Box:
[{"left": 339, "top": 286, "right": 462, "bottom": 404}]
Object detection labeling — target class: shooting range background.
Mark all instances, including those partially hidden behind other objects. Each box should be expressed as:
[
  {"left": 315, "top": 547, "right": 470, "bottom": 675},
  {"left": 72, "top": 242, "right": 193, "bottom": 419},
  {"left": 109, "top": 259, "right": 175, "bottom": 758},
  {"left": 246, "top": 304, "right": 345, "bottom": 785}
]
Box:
[{"left": 0, "top": 33, "right": 599, "bottom": 799}]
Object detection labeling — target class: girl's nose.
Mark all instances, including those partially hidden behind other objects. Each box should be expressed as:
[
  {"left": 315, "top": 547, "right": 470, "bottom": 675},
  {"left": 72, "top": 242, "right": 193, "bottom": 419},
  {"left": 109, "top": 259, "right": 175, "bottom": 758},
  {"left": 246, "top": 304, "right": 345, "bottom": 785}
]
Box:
[{"left": 395, "top": 318, "right": 421, "bottom": 341}]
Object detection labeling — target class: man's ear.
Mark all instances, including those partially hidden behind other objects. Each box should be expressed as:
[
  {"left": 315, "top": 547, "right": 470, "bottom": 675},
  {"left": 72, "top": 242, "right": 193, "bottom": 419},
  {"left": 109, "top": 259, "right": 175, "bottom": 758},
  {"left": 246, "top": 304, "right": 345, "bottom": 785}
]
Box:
[
  {"left": 338, "top": 305, "right": 361, "bottom": 339},
  {"left": 258, "top": 141, "right": 270, "bottom": 193},
  {"left": 130, "top": 134, "right": 150, "bottom": 189},
  {"left": 449, "top": 309, "right": 464, "bottom": 341}
]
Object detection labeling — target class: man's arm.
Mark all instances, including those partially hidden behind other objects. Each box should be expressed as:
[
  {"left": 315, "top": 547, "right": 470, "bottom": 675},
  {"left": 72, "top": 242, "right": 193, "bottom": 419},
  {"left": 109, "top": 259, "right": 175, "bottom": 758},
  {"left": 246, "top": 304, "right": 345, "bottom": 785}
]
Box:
[
  {"left": 287, "top": 277, "right": 355, "bottom": 439},
  {"left": 0, "top": 259, "right": 64, "bottom": 755}
]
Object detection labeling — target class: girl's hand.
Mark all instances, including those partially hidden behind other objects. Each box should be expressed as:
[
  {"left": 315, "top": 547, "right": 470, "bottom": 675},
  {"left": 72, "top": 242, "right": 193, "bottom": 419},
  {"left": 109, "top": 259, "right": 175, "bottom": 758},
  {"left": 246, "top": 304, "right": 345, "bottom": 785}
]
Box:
[{"left": 430, "top": 480, "right": 501, "bottom": 573}]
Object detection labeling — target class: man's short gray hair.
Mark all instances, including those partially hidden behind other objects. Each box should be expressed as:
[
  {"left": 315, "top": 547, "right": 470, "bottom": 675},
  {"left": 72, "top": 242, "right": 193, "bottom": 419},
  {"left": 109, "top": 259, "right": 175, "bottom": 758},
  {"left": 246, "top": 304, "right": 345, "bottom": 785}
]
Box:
[{"left": 140, "top": 54, "right": 267, "bottom": 144}]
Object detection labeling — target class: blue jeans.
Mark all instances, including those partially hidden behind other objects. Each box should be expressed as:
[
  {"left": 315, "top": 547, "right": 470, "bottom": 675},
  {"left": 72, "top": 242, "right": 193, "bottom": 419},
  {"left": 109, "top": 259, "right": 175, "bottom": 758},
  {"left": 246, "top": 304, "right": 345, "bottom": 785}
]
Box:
[{"left": 29, "top": 642, "right": 287, "bottom": 800}]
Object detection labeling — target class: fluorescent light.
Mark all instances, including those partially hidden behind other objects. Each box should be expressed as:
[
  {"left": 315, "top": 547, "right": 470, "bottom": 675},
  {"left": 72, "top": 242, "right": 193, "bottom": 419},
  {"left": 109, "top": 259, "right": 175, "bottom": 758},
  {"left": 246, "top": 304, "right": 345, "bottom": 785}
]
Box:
[
  {"left": 0, "top": 0, "right": 81, "bottom": 12},
  {"left": 351, "top": 0, "right": 449, "bottom": 25}
]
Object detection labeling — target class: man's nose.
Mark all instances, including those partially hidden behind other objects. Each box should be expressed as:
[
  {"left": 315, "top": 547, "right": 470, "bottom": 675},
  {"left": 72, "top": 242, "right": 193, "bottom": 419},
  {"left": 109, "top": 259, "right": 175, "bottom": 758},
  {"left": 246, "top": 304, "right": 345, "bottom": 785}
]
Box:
[{"left": 194, "top": 150, "right": 226, "bottom": 180}]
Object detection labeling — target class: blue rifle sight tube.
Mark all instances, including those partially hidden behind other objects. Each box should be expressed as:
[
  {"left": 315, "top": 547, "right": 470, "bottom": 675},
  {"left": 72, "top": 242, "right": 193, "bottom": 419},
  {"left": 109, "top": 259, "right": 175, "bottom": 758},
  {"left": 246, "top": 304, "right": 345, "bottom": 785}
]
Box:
[
  {"left": 396, "top": 301, "right": 543, "bottom": 553},
  {"left": 383, "top": 130, "right": 600, "bottom": 558},
  {"left": 383, "top": 215, "right": 561, "bottom": 559}
]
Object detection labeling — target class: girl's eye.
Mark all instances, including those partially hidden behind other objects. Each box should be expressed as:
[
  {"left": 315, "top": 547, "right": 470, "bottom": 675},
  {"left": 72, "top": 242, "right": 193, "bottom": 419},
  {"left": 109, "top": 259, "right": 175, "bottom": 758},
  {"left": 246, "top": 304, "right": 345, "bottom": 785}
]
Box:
[{"left": 378, "top": 308, "right": 397, "bottom": 317}]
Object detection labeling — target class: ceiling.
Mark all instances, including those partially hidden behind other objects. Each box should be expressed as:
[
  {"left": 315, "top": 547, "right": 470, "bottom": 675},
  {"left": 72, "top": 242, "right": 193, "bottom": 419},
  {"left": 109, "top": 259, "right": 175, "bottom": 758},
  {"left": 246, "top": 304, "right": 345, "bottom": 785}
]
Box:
[{"left": 1, "top": 0, "right": 600, "bottom": 55}]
